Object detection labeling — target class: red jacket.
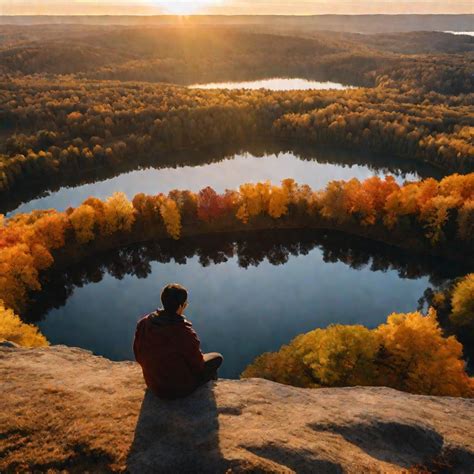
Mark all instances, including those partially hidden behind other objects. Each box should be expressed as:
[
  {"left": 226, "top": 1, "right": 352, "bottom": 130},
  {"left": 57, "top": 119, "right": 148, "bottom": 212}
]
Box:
[{"left": 133, "top": 310, "right": 205, "bottom": 399}]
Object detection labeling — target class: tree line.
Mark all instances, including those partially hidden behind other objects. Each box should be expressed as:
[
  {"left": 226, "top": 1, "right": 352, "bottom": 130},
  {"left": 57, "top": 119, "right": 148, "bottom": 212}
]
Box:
[
  {"left": 23, "top": 228, "right": 464, "bottom": 326},
  {"left": 0, "top": 173, "right": 472, "bottom": 347},
  {"left": 1, "top": 77, "right": 472, "bottom": 199},
  {"left": 241, "top": 307, "right": 473, "bottom": 397},
  {"left": 1, "top": 27, "right": 472, "bottom": 94}
]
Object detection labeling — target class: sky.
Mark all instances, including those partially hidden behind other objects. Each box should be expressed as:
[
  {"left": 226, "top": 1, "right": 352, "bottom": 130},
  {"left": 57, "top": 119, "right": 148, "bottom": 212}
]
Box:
[{"left": 1, "top": 0, "right": 473, "bottom": 15}]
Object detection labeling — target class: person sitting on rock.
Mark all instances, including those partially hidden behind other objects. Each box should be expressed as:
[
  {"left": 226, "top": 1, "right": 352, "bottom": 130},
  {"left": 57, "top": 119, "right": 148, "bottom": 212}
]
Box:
[{"left": 133, "top": 283, "right": 223, "bottom": 399}]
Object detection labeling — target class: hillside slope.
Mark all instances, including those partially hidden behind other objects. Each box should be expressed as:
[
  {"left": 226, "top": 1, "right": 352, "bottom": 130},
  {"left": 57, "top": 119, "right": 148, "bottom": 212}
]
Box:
[{"left": 1, "top": 343, "right": 473, "bottom": 473}]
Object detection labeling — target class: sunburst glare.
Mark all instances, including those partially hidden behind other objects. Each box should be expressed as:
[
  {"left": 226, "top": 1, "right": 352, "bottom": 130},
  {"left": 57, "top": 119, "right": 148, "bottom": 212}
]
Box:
[{"left": 151, "top": 0, "right": 222, "bottom": 14}]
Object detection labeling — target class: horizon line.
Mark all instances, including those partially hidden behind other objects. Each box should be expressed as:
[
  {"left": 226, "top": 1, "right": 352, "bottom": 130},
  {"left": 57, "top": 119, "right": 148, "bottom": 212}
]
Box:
[{"left": 2, "top": 13, "right": 473, "bottom": 17}]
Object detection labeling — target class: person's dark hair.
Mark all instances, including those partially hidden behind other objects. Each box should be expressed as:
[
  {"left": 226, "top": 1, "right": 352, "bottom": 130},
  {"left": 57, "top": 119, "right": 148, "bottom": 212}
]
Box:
[{"left": 161, "top": 283, "right": 188, "bottom": 313}]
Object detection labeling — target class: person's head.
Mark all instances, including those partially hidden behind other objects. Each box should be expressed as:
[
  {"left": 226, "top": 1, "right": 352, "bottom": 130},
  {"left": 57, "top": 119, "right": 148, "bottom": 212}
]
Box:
[{"left": 161, "top": 283, "right": 188, "bottom": 315}]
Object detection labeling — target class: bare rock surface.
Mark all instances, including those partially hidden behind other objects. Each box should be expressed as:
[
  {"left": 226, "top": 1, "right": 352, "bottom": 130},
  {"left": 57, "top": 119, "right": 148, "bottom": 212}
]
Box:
[{"left": 1, "top": 344, "right": 473, "bottom": 473}]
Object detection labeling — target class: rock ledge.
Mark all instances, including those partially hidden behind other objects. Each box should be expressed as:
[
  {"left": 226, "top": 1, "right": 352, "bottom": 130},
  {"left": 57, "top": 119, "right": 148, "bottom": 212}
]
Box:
[{"left": 1, "top": 344, "right": 473, "bottom": 473}]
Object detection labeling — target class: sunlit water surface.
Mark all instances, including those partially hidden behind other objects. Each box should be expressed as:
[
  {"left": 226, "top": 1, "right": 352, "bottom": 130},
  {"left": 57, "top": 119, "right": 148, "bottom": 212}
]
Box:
[
  {"left": 443, "top": 31, "right": 474, "bottom": 36},
  {"left": 10, "top": 151, "right": 425, "bottom": 215},
  {"left": 188, "top": 78, "right": 353, "bottom": 90}
]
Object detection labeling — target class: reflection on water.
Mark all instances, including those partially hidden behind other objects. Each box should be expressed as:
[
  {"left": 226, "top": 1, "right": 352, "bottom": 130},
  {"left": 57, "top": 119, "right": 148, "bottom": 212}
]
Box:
[
  {"left": 7, "top": 144, "right": 441, "bottom": 216},
  {"left": 443, "top": 31, "right": 474, "bottom": 36},
  {"left": 188, "top": 78, "right": 354, "bottom": 90},
  {"left": 25, "top": 229, "right": 468, "bottom": 379}
]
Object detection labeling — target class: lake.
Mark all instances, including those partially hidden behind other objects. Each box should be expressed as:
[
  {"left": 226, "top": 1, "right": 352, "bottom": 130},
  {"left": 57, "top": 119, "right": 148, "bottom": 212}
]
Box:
[
  {"left": 13, "top": 143, "right": 465, "bottom": 378},
  {"left": 443, "top": 31, "right": 474, "bottom": 36},
  {"left": 25, "top": 230, "right": 466, "bottom": 379},
  {"left": 6, "top": 147, "right": 441, "bottom": 216},
  {"left": 188, "top": 78, "right": 353, "bottom": 90}
]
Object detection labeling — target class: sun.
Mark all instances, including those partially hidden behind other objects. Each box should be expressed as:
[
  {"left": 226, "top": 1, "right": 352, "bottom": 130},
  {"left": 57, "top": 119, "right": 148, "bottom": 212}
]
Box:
[{"left": 152, "top": 0, "right": 221, "bottom": 15}]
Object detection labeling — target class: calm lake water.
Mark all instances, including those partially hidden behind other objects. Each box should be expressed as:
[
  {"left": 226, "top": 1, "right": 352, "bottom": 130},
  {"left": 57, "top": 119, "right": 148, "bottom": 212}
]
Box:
[
  {"left": 8, "top": 148, "right": 438, "bottom": 216},
  {"left": 26, "top": 230, "right": 465, "bottom": 379},
  {"left": 14, "top": 143, "right": 465, "bottom": 377},
  {"left": 443, "top": 31, "right": 474, "bottom": 36},
  {"left": 188, "top": 78, "right": 353, "bottom": 90}
]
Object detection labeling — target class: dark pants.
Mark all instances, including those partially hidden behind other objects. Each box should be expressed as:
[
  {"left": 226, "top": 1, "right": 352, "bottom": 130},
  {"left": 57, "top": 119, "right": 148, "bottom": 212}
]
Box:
[{"left": 197, "top": 352, "right": 223, "bottom": 386}]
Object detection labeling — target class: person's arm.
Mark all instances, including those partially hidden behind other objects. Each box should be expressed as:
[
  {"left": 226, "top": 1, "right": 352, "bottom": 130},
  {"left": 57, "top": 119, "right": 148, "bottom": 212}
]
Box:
[{"left": 181, "top": 324, "right": 205, "bottom": 375}]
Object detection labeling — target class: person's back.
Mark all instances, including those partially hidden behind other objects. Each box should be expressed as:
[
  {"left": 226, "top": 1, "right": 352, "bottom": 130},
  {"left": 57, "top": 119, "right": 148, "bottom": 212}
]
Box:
[
  {"left": 134, "top": 309, "right": 205, "bottom": 398},
  {"left": 133, "top": 283, "right": 223, "bottom": 399}
]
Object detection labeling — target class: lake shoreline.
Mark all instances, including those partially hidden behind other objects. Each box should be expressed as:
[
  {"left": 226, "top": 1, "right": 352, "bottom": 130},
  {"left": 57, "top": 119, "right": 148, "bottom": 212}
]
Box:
[
  {"left": 25, "top": 224, "right": 470, "bottom": 376},
  {"left": 1, "top": 138, "right": 446, "bottom": 216}
]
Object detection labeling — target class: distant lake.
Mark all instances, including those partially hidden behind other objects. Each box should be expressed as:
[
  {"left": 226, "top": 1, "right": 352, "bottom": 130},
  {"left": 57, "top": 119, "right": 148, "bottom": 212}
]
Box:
[
  {"left": 7, "top": 148, "right": 440, "bottom": 216},
  {"left": 188, "top": 78, "right": 354, "bottom": 90},
  {"left": 444, "top": 31, "right": 474, "bottom": 36},
  {"left": 25, "top": 230, "right": 466, "bottom": 379}
]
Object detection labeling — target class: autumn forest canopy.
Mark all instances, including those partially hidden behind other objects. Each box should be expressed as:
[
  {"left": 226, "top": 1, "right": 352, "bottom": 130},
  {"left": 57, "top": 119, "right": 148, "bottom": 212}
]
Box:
[
  {"left": 0, "top": 25, "right": 473, "bottom": 199},
  {"left": 0, "top": 19, "right": 473, "bottom": 396}
]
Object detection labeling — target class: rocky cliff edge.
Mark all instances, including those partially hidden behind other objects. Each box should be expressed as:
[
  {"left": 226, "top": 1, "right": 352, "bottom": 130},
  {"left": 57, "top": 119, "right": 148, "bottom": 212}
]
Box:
[{"left": 1, "top": 343, "right": 473, "bottom": 473}]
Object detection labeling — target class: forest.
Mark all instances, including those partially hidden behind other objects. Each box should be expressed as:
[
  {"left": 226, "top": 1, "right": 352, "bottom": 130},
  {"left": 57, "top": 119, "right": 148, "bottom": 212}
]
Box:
[
  {"left": 1, "top": 75, "right": 472, "bottom": 201},
  {"left": 1, "top": 174, "right": 473, "bottom": 362},
  {"left": 0, "top": 27, "right": 473, "bottom": 202},
  {"left": 0, "top": 23, "right": 473, "bottom": 397},
  {"left": 2, "top": 15, "right": 473, "bottom": 31}
]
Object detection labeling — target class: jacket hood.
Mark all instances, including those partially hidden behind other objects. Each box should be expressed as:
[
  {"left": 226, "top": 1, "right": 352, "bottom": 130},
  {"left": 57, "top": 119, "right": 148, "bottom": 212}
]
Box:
[{"left": 148, "top": 309, "right": 186, "bottom": 327}]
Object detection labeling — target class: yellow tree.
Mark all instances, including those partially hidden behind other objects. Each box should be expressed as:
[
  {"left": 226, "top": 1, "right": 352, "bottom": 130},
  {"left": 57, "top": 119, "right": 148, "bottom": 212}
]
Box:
[
  {"left": 349, "top": 184, "right": 377, "bottom": 225},
  {"left": 293, "top": 325, "right": 381, "bottom": 387},
  {"left": 362, "top": 176, "right": 399, "bottom": 215},
  {"left": 415, "top": 178, "right": 439, "bottom": 214},
  {"left": 450, "top": 274, "right": 474, "bottom": 328},
  {"left": 69, "top": 204, "right": 96, "bottom": 243},
  {"left": 32, "top": 211, "right": 69, "bottom": 250},
  {"left": 236, "top": 182, "right": 271, "bottom": 222},
  {"left": 439, "top": 173, "right": 474, "bottom": 201},
  {"left": 0, "top": 301, "right": 48, "bottom": 347},
  {"left": 103, "top": 192, "right": 135, "bottom": 235},
  {"left": 319, "top": 180, "right": 351, "bottom": 223},
  {"left": 376, "top": 309, "right": 473, "bottom": 397},
  {"left": 383, "top": 182, "right": 420, "bottom": 228},
  {"left": 0, "top": 244, "right": 42, "bottom": 312},
  {"left": 241, "top": 343, "right": 313, "bottom": 388},
  {"left": 82, "top": 197, "right": 107, "bottom": 235},
  {"left": 268, "top": 185, "right": 289, "bottom": 218},
  {"left": 159, "top": 197, "right": 181, "bottom": 239},
  {"left": 420, "top": 195, "right": 458, "bottom": 244}
]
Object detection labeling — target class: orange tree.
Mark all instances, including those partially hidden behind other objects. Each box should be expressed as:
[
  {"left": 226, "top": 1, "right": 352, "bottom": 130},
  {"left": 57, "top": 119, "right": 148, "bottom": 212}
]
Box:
[{"left": 0, "top": 174, "right": 472, "bottom": 356}]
